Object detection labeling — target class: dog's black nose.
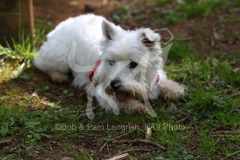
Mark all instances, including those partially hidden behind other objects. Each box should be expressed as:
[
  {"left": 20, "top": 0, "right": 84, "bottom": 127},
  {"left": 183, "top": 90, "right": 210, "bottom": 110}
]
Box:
[{"left": 110, "top": 79, "right": 121, "bottom": 90}]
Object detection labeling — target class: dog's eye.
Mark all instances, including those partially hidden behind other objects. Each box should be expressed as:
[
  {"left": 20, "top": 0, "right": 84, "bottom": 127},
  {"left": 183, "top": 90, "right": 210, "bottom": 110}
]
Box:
[
  {"left": 108, "top": 60, "right": 115, "bottom": 66},
  {"left": 129, "top": 61, "right": 138, "bottom": 69}
]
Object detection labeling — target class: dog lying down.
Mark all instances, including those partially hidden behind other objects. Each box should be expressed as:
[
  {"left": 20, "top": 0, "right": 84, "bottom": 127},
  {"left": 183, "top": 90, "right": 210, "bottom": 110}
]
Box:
[{"left": 34, "top": 14, "right": 185, "bottom": 116}]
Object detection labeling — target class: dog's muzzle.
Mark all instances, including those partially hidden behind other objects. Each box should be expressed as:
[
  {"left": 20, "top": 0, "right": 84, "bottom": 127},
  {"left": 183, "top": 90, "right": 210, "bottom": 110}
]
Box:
[{"left": 109, "top": 79, "right": 129, "bottom": 102}]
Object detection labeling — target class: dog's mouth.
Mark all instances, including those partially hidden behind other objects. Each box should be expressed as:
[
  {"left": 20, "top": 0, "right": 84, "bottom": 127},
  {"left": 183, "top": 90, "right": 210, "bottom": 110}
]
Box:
[
  {"left": 106, "top": 88, "right": 130, "bottom": 102},
  {"left": 115, "top": 91, "right": 128, "bottom": 102}
]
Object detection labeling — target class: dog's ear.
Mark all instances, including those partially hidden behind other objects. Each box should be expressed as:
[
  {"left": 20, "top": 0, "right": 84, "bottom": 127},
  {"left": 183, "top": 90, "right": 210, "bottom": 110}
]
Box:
[
  {"left": 140, "top": 29, "right": 160, "bottom": 49},
  {"left": 102, "top": 20, "right": 117, "bottom": 41}
]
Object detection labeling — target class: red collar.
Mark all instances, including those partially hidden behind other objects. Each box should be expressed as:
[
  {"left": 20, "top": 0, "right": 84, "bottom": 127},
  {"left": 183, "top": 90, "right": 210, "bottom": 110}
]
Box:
[
  {"left": 88, "top": 59, "right": 101, "bottom": 85},
  {"left": 156, "top": 74, "right": 160, "bottom": 83},
  {"left": 88, "top": 60, "right": 160, "bottom": 85}
]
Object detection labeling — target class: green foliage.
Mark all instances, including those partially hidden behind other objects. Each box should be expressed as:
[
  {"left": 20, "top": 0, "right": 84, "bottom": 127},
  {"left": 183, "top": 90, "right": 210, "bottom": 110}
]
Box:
[
  {"left": 185, "top": 90, "right": 228, "bottom": 121},
  {"left": 177, "top": 0, "right": 221, "bottom": 18},
  {"left": 157, "top": 0, "right": 170, "bottom": 5},
  {"left": 167, "top": 40, "right": 195, "bottom": 61},
  {"left": 214, "top": 61, "right": 240, "bottom": 85},
  {"left": 0, "top": 106, "right": 84, "bottom": 143},
  {"left": 155, "top": 148, "right": 194, "bottom": 159},
  {"left": 74, "top": 150, "right": 93, "bottom": 160},
  {"left": 233, "top": 0, "right": 240, "bottom": 6},
  {"left": 159, "top": 0, "right": 226, "bottom": 25},
  {"left": 198, "top": 128, "right": 220, "bottom": 156},
  {"left": 0, "top": 27, "right": 47, "bottom": 61},
  {"left": 113, "top": 5, "right": 131, "bottom": 24},
  {"left": 0, "top": 38, "right": 34, "bottom": 61},
  {"left": 113, "top": 5, "right": 143, "bottom": 24}
]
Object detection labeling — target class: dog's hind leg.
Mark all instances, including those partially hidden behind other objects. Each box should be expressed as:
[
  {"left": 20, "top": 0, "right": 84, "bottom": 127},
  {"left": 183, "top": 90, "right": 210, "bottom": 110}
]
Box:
[
  {"left": 158, "top": 79, "right": 186, "bottom": 99},
  {"left": 48, "top": 71, "right": 69, "bottom": 83}
]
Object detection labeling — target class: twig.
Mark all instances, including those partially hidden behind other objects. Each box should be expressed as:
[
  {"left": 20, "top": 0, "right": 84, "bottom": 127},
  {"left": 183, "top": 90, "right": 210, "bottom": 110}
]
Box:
[
  {"left": 112, "top": 139, "right": 167, "bottom": 151},
  {"left": 223, "top": 150, "right": 240, "bottom": 160},
  {"left": 210, "top": 134, "right": 232, "bottom": 138},
  {"left": 176, "top": 37, "right": 192, "bottom": 41},
  {"left": 107, "top": 144, "right": 111, "bottom": 157},
  {"left": 118, "top": 148, "right": 160, "bottom": 155},
  {"left": 210, "top": 130, "right": 240, "bottom": 137},
  {"left": 210, "top": 130, "right": 240, "bottom": 135},
  {"left": 0, "top": 138, "right": 11, "bottom": 145},
  {"left": 99, "top": 132, "right": 130, "bottom": 152},
  {"left": 176, "top": 116, "right": 189, "bottom": 123},
  {"left": 9, "top": 146, "right": 19, "bottom": 153},
  {"left": 228, "top": 93, "right": 240, "bottom": 98},
  {"left": 106, "top": 153, "right": 129, "bottom": 160}
]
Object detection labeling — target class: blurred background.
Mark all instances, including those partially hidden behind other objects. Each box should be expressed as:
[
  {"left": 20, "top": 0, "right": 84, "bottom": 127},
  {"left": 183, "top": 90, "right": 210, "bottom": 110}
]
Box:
[{"left": 1, "top": 0, "right": 239, "bottom": 59}]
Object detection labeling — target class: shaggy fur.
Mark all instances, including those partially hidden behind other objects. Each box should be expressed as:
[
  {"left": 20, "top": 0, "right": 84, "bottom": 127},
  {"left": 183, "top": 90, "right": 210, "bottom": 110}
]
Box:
[{"left": 34, "top": 14, "right": 185, "bottom": 115}]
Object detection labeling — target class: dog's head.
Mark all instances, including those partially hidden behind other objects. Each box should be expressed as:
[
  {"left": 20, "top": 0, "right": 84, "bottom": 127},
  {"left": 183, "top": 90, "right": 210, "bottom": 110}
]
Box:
[{"left": 96, "top": 20, "right": 163, "bottom": 102}]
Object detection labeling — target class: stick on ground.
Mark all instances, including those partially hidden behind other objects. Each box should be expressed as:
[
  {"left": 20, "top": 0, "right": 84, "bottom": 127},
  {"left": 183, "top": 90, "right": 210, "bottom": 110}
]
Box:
[
  {"left": 106, "top": 153, "right": 129, "bottom": 160},
  {"left": 112, "top": 139, "right": 167, "bottom": 151},
  {"left": 99, "top": 132, "right": 130, "bottom": 152}
]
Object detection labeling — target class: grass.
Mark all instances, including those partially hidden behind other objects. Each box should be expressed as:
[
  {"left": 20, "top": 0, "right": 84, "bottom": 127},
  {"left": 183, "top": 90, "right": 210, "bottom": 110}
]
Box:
[
  {"left": 158, "top": 0, "right": 230, "bottom": 26},
  {"left": 1, "top": 35, "right": 239, "bottom": 159},
  {"left": 0, "top": 1, "right": 240, "bottom": 159},
  {"left": 157, "top": 0, "right": 170, "bottom": 5}
]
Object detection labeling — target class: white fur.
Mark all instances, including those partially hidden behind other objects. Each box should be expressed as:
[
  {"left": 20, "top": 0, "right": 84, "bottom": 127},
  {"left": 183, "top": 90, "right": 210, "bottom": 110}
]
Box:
[{"left": 34, "top": 14, "right": 185, "bottom": 113}]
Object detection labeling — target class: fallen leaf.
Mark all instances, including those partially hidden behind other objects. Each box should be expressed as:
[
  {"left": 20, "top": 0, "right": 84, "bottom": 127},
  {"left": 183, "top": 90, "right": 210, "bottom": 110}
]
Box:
[
  {"left": 146, "top": 127, "right": 152, "bottom": 139},
  {"left": 213, "top": 28, "right": 221, "bottom": 40},
  {"left": 63, "top": 89, "right": 68, "bottom": 95},
  {"left": 233, "top": 67, "right": 239, "bottom": 73},
  {"left": 212, "top": 58, "right": 220, "bottom": 67},
  {"left": 32, "top": 92, "right": 38, "bottom": 97}
]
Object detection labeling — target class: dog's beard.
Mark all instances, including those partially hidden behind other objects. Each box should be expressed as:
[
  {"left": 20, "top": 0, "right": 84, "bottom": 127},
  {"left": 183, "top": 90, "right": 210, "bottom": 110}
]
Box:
[{"left": 105, "top": 85, "right": 145, "bottom": 102}]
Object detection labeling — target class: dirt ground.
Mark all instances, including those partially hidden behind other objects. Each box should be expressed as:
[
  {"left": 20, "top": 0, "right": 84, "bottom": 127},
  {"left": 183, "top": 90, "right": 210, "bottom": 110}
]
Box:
[{"left": 33, "top": 0, "right": 240, "bottom": 60}]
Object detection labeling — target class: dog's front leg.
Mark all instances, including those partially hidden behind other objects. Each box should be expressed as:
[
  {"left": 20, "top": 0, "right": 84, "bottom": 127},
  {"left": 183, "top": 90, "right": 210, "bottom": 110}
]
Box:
[{"left": 158, "top": 79, "right": 186, "bottom": 99}]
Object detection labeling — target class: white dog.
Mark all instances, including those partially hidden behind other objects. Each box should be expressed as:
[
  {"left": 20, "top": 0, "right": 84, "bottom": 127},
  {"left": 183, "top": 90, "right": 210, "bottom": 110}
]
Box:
[{"left": 34, "top": 14, "right": 185, "bottom": 116}]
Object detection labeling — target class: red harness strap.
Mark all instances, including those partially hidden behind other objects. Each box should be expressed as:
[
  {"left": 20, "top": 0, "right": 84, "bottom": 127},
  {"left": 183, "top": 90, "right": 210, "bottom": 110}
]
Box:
[{"left": 88, "top": 60, "right": 160, "bottom": 85}]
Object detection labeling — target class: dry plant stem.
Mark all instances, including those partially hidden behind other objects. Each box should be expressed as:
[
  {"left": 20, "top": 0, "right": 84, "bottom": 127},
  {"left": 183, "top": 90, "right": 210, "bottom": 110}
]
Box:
[
  {"left": 118, "top": 148, "right": 160, "bottom": 155},
  {"left": 0, "top": 138, "right": 11, "bottom": 145},
  {"left": 106, "top": 153, "right": 129, "bottom": 160},
  {"left": 112, "top": 139, "right": 167, "bottom": 151},
  {"left": 210, "top": 130, "right": 240, "bottom": 137},
  {"left": 177, "top": 116, "right": 189, "bottom": 123},
  {"left": 99, "top": 132, "right": 130, "bottom": 152}
]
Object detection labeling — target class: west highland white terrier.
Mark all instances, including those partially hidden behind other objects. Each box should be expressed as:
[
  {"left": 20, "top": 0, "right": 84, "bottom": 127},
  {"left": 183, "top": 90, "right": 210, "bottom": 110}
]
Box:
[{"left": 34, "top": 14, "right": 185, "bottom": 117}]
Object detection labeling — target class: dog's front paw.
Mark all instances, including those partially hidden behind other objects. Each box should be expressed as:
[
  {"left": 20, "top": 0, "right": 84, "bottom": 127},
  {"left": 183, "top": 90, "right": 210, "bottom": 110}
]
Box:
[
  {"left": 164, "top": 85, "right": 186, "bottom": 99},
  {"left": 130, "top": 103, "right": 147, "bottom": 114},
  {"left": 119, "top": 100, "right": 147, "bottom": 114},
  {"left": 159, "top": 79, "right": 186, "bottom": 99}
]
